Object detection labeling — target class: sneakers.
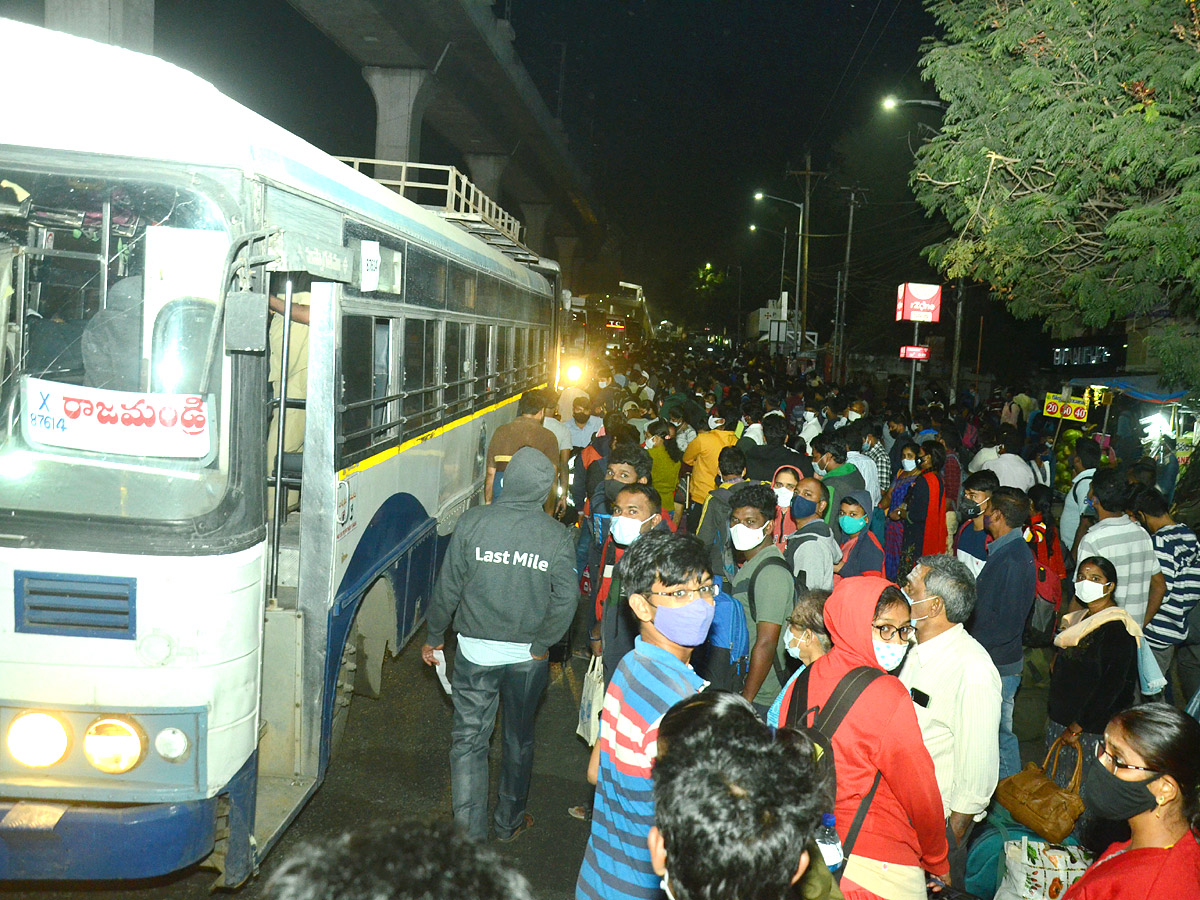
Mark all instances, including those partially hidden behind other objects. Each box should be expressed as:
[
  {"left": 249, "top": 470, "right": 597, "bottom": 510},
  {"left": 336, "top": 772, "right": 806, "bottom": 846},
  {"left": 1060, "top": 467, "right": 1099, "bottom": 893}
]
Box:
[
  {"left": 496, "top": 813, "right": 534, "bottom": 843},
  {"left": 567, "top": 804, "right": 592, "bottom": 822}
]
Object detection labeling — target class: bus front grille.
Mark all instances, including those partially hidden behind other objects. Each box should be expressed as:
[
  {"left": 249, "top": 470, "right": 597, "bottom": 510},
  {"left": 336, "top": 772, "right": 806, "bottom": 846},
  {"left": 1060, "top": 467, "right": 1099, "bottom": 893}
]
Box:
[{"left": 13, "top": 571, "right": 137, "bottom": 639}]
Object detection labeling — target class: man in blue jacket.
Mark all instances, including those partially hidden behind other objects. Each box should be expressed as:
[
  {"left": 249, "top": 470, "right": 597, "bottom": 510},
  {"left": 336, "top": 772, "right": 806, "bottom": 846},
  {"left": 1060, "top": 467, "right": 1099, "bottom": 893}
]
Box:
[
  {"left": 422, "top": 447, "right": 578, "bottom": 842},
  {"left": 969, "top": 486, "right": 1035, "bottom": 780}
]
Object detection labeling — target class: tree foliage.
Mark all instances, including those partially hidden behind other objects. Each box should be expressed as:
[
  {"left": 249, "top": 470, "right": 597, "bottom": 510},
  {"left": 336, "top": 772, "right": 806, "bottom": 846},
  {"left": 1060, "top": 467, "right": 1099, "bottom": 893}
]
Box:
[{"left": 913, "top": 0, "right": 1200, "bottom": 387}]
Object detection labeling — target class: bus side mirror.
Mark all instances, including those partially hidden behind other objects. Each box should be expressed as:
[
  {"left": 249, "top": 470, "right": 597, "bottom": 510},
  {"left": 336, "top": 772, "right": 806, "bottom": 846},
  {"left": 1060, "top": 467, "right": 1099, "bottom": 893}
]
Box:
[{"left": 225, "top": 291, "right": 268, "bottom": 353}]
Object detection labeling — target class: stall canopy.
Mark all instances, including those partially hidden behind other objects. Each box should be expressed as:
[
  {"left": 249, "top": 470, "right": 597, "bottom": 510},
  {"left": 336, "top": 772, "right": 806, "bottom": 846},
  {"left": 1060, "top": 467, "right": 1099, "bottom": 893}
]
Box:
[{"left": 1068, "top": 375, "right": 1188, "bottom": 405}]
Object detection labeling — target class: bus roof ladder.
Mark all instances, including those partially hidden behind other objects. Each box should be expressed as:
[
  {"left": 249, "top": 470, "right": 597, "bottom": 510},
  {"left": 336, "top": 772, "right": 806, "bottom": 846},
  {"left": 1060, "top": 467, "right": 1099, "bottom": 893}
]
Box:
[{"left": 337, "top": 158, "right": 541, "bottom": 265}]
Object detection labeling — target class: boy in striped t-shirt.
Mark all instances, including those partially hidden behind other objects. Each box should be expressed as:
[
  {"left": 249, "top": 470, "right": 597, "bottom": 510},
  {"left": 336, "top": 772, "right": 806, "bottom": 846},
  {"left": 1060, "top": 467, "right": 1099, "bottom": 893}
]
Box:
[
  {"left": 577, "top": 532, "right": 713, "bottom": 900},
  {"left": 1132, "top": 487, "right": 1200, "bottom": 695}
]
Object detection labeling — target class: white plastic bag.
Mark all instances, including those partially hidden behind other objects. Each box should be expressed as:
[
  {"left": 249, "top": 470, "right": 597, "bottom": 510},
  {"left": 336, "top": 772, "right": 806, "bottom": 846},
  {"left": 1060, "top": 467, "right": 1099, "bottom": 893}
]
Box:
[
  {"left": 576, "top": 655, "right": 605, "bottom": 746},
  {"left": 1138, "top": 639, "right": 1167, "bottom": 696},
  {"left": 994, "top": 836, "right": 1091, "bottom": 900}
]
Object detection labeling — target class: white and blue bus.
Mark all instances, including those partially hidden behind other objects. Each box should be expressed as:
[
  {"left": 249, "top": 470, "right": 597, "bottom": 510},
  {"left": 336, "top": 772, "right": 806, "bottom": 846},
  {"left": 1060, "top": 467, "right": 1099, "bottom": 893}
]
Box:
[{"left": 0, "top": 19, "right": 560, "bottom": 886}]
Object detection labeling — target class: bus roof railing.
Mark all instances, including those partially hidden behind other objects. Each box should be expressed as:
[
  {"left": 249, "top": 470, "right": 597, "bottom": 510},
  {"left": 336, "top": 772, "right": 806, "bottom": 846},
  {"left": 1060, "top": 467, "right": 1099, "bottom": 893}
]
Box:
[{"left": 336, "top": 158, "right": 539, "bottom": 264}]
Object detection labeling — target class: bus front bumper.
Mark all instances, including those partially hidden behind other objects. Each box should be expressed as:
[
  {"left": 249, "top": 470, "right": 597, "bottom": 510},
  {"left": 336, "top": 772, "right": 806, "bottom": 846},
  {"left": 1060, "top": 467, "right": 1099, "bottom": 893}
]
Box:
[{"left": 0, "top": 796, "right": 216, "bottom": 880}]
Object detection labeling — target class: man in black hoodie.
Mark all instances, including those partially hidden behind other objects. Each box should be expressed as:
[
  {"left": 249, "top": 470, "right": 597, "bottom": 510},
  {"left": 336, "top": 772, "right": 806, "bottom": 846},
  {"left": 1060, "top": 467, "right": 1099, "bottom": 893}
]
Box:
[{"left": 422, "top": 447, "right": 577, "bottom": 843}]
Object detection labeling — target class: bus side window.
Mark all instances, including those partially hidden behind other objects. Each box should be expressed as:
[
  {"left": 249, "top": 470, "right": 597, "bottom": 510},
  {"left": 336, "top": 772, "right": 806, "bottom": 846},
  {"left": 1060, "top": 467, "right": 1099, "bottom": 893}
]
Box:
[
  {"left": 402, "top": 317, "right": 439, "bottom": 438},
  {"left": 444, "top": 320, "right": 469, "bottom": 415},
  {"left": 496, "top": 325, "right": 512, "bottom": 397},
  {"left": 473, "top": 322, "right": 491, "bottom": 405},
  {"left": 340, "top": 314, "right": 374, "bottom": 461}
]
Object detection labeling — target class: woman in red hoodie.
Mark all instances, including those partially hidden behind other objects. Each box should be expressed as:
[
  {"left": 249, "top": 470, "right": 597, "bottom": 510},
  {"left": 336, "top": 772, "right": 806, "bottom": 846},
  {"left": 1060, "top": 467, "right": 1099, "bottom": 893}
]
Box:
[{"left": 775, "top": 576, "right": 948, "bottom": 900}]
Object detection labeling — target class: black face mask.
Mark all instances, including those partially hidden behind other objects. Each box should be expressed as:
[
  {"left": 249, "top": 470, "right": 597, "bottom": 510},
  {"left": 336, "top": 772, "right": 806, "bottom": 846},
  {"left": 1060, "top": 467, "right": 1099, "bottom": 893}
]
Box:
[
  {"left": 604, "top": 478, "right": 626, "bottom": 503},
  {"left": 960, "top": 501, "right": 983, "bottom": 519},
  {"left": 1081, "top": 756, "right": 1159, "bottom": 821},
  {"left": 574, "top": 413, "right": 590, "bottom": 424}
]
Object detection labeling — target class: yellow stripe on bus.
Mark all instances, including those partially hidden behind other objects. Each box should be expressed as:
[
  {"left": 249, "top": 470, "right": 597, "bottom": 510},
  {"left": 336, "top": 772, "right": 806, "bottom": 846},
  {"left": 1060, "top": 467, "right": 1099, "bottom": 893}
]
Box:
[{"left": 336, "top": 384, "right": 548, "bottom": 480}]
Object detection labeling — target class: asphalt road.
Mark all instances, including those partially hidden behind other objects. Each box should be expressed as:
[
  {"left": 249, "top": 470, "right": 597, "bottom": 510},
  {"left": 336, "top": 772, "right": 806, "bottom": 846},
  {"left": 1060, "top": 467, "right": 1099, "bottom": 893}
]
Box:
[{"left": 5, "top": 627, "right": 595, "bottom": 900}]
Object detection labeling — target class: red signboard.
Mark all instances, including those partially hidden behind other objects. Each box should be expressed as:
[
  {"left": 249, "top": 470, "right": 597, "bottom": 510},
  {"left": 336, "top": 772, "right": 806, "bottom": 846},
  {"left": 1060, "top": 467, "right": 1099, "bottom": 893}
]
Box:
[
  {"left": 895, "top": 283, "right": 942, "bottom": 323},
  {"left": 900, "top": 345, "right": 930, "bottom": 360}
]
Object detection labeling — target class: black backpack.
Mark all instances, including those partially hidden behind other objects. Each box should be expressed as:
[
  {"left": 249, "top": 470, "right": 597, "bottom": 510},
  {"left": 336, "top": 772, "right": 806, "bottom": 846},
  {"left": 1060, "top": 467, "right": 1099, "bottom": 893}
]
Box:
[{"left": 785, "top": 665, "right": 885, "bottom": 877}]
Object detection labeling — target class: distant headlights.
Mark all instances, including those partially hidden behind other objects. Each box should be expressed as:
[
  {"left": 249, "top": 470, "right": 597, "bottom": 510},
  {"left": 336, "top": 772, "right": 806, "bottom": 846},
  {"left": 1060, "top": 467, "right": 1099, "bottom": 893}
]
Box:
[
  {"left": 82, "top": 717, "right": 146, "bottom": 774},
  {"left": 7, "top": 711, "right": 70, "bottom": 767}
]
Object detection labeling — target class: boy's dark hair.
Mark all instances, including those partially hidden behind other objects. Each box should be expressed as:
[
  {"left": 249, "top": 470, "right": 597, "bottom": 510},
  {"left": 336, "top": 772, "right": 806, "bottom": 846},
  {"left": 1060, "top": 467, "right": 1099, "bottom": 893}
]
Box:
[
  {"left": 1074, "top": 437, "right": 1102, "bottom": 470},
  {"left": 609, "top": 442, "right": 653, "bottom": 481},
  {"left": 1127, "top": 459, "right": 1158, "bottom": 489},
  {"left": 839, "top": 496, "right": 867, "bottom": 515},
  {"left": 1091, "top": 467, "right": 1129, "bottom": 515},
  {"left": 657, "top": 690, "right": 764, "bottom": 761},
  {"left": 810, "top": 433, "right": 848, "bottom": 465},
  {"left": 989, "top": 487, "right": 1031, "bottom": 529},
  {"left": 937, "top": 427, "right": 961, "bottom": 451},
  {"left": 717, "top": 446, "right": 747, "bottom": 479},
  {"left": 762, "top": 415, "right": 789, "bottom": 447},
  {"left": 517, "top": 390, "right": 546, "bottom": 416},
  {"left": 962, "top": 470, "right": 1000, "bottom": 494},
  {"left": 615, "top": 482, "right": 663, "bottom": 514},
  {"left": 603, "top": 411, "right": 627, "bottom": 435},
  {"left": 265, "top": 819, "right": 533, "bottom": 900},
  {"left": 608, "top": 424, "right": 641, "bottom": 450},
  {"left": 728, "top": 480, "right": 777, "bottom": 521},
  {"left": 617, "top": 531, "right": 712, "bottom": 598},
  {"left": 1131, "top": 485, "right": 1170, "bottom": 518},
  {"left": 653, "top": 724, "right": 826, "bottom": 900}
]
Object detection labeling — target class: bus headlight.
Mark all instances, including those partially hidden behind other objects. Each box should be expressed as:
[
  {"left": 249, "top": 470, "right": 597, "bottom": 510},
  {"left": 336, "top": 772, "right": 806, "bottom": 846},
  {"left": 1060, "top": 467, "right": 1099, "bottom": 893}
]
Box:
[
  {"left": 7, "top": 711, "right": 70, "bottom": 767},
  {"left": 565, "top": 364, "right": 582, "bottom": 383},
  {"left": 83, "top": 717, "right": 145, "bottom": 774},
  {"left": 154, "top": 727, "right": 191, "bottom": 762}
]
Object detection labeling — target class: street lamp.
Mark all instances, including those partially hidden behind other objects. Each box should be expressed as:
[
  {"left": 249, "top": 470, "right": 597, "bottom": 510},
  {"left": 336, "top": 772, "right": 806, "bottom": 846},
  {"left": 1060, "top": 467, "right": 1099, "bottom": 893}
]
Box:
[
  {"left": 753, "top": 192, "right": 805, "bottom": 341},
  {"left": 881, "top": 95, "right": 948, "bottom": 111}
]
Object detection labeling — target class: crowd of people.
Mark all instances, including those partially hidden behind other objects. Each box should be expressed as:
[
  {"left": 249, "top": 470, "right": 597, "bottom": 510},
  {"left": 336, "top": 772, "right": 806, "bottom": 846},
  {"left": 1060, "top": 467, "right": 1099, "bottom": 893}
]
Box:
[{"left": 275, "top": 348, "right": 1200, "bottom": 900}]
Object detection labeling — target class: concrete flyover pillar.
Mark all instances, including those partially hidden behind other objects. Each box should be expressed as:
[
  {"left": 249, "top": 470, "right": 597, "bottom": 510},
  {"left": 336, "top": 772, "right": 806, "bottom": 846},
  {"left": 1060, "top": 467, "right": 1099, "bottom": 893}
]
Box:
[
  {"left": 554, "top": 235, "right": 579, "bottom": 290},
  {"left": 519, "top": 202, "right": 551, "bottom": 256},
  {"left": 363, "top": 67, "right": 434, "bottom": 173},
  {"left": 45, "top": 0, "right": 154, "bottom": 52},
  {"left": 464, "top": 154, "right": 510, "bottom": 201}
]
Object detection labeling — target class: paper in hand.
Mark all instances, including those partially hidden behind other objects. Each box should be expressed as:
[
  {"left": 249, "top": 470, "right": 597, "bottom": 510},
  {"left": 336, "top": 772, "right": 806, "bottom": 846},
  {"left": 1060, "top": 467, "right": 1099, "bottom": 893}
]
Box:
[{"left": 432, "top": 649, "right": 452, "bottom": 695}]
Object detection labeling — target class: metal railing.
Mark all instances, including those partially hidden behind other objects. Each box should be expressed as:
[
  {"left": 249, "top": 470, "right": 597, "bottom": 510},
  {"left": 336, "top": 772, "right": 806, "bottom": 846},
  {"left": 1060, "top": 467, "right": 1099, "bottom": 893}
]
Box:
[{"left": 337, "top": 157, "right": 525, "bottom": 248}]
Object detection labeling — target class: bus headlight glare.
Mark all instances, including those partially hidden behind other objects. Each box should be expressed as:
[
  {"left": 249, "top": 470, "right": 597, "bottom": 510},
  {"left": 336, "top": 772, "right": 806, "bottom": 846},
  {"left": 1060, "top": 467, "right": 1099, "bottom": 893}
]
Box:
[
  {"left": 7, "top": 712, "right": 70, "bottom": 767},
  {"left": 154, "top": 727, "right": 190, "bottom": 762},
  {"left": 565, "top": 364, "right": 582, "bottom": 383},
  {"left": 83, "top": 718, "right": 145, "bottom": 774}
]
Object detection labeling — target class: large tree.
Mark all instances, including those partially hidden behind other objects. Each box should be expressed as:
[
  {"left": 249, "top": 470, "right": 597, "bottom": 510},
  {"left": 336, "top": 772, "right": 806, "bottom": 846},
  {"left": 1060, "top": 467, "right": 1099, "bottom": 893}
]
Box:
[{"left": 913, "top": 0, "right": 1200, "bottom": 387}]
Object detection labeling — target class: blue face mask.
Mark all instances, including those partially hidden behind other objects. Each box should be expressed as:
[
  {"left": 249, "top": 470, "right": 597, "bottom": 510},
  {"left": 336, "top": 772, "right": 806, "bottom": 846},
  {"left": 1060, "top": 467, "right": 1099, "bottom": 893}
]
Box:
[
  {"left": 839, "top": 514, "right": 868, "bottom": 535},
  {"left": 650, "top": 596, "right": 716, "bottom": 647},
  {"left": 792, "top": 494, "right": 819, "bottom": 520}
]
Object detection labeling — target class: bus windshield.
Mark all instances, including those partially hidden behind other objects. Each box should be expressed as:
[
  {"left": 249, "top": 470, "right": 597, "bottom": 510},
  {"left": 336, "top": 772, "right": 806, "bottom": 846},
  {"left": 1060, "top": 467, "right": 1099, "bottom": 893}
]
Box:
[{"left": 0, "top": 168, "right": 232, "bottom": 523}]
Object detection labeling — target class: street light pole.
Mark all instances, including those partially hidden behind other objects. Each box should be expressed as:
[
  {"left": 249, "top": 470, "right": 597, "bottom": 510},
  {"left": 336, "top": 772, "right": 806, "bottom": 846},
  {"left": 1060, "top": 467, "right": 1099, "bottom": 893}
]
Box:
[
  {"left": 754, "top": 191, "right": 804, "bottom": 350},
  {"left": 950, "top": 277, "right": 964, "bottom": 406}
]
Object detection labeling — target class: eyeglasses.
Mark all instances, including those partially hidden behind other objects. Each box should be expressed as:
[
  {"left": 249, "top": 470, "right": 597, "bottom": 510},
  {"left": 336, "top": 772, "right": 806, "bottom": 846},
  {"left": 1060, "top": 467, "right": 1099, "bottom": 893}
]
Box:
[
  {"left": 648, "top": 585, "right": 719, "bottom": 601},
  {"left": 873, "top": 623, "right": 915, "bottom": 641},
  {"left": 1095, "top": 743, "right": 1159, "bottom": 775}
]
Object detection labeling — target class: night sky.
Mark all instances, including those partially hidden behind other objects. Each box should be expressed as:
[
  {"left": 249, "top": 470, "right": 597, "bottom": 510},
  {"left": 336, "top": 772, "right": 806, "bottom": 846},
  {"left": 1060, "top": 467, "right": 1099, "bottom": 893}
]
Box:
[{"left": 1, "top": 0, "right": 1046, "bottom": 375}]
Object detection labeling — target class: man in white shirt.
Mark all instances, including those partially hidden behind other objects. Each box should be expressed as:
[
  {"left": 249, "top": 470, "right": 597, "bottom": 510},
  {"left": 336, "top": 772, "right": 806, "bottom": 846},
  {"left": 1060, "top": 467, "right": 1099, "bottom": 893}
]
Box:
[
  {"left": 1075, "top": 467, "right": 1164, "bottom": 626},
  {"left": 845, "top": 423, "right": 881, "bottom": 507},
  {"left": 980, "top": 427, "right": 1035, "bottom": 490},
  {"left": 541, "top": 394, "right": 574, "bottom": 516},
  {"left": 966, "top": 428, "right": 1000, "bottom": 473},
  {"left": 899, "top": 554, "right": 1002, "bottom": 889},
  {"left": 1059, "top": 438, "right": 1100, "bottom": 558}
]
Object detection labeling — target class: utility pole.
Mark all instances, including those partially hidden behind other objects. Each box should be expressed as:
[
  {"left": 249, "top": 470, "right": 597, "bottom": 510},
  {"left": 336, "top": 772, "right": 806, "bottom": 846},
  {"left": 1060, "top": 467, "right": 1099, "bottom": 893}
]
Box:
[
  {"left": 837, "top": 187, "right": 862, "bottom": 382},
  {"left": 787, "top": 154, "right": 825, "bottom": 342}
]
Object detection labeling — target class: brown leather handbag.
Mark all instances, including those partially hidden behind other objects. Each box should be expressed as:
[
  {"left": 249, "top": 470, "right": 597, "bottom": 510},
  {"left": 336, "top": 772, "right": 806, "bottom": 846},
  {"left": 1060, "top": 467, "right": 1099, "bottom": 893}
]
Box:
[{"left": 995, "top": 736, "right": 1085, "bottom": 844}]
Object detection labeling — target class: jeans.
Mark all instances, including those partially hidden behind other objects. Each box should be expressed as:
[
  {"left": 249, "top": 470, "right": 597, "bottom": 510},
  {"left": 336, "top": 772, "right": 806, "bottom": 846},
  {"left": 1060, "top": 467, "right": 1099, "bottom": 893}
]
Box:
[
  {"left": 450, "top": 654, "right": 549, "bottom": 841},
  {"left": 999, "top": 673, "right": 1022, "bottom": 780}
]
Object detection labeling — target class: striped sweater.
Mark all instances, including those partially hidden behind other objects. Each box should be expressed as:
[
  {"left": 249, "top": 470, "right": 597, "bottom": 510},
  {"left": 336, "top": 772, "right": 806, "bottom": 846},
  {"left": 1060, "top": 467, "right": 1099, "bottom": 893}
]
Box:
[{"left": 1145, "top": 523, "right": 1200, "bottom": 648}]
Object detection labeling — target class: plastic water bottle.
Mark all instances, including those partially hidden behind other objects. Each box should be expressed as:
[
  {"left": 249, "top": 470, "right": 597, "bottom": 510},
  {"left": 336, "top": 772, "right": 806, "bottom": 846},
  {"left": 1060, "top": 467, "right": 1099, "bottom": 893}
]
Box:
[{"left": 814, "top": 813, "right": 844, "bottom": 871}]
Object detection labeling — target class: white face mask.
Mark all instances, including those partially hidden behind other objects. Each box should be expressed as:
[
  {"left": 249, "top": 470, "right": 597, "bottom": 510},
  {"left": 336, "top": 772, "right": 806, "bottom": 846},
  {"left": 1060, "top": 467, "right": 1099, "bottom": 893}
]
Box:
[
  {"left": 847, "top": 410, "right": 861, "bottom": 422},
  {"left": 901, "top": 458, "right": 918, "bottom": 471},
  {"left": 784, "top": 627, "right": 807, "bottom": 660},
  {"left": 730, "top": 522, "right": 767, "bottom": 551},
  {"left": 804, "top": 410, "right": 816, "bottom": 422},
  {"left": 1074, "top": 579, "right": 1110, "bottom": 604},
  {"left": 598, "top": 380, "right": 609, "bottom": 388},
  {"left": 873, "top": 638, "right": 909, "bottom": 671},
  {"left": 908, "top": 595, "right": 934, "bottom": 627},
  {"left": 774, "top": 486, "right": 795, "bottom": 509},
  {"left": 708, "top": 415, "right": 724, "bottom": 430}
]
